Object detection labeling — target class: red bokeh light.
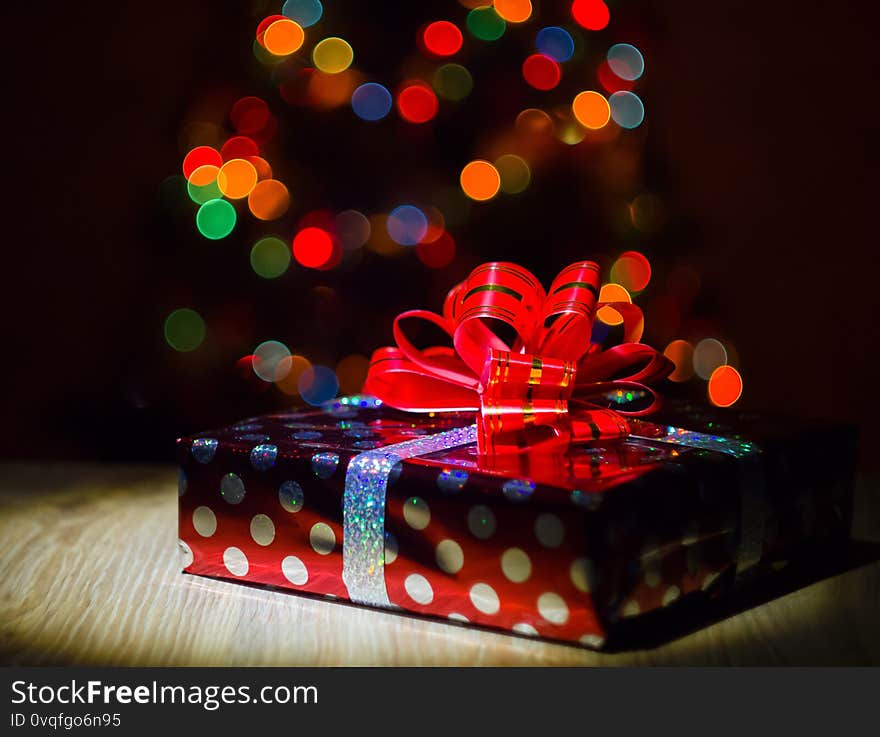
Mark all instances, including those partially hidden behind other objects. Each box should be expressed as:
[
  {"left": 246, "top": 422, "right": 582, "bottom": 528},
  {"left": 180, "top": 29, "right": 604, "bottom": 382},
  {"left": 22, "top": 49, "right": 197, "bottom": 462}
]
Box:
[
  {"left": 571, "top": 0, "right": 610, "bottom": 31},
  {"left": 397, "top": 83, "right": 439, "bottom": 123},
  {"left": 422, "top": 21, "right": 463, "bottom": 57},
  {"left": 230, "top": 96, "right": 270, "bottom": 135},
  {"left": 293, "top": 227, "right": 334, "bottom": 269},
  {"left": 416, "top": 232, "right": 456, "bottom": 268},
  {"left": 182, "top": 146, "right": 222, "bottom": 179},
  {"left": 597, "top": 60, "right": 635, "bottom": 93},
  {"left": 221, "top": 135, "right": 259, "bottom": 161},
  {"left": 522, "top": 54, "right": 561, "bottom": 91},
  {"left": 255, "top": 15, "right": 286, "bottom": 47}
]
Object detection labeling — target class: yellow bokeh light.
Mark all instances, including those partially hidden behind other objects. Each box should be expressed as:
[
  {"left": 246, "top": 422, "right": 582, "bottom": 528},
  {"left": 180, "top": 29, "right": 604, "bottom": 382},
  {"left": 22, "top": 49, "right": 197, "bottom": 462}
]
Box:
[
  {"left": 217, "top": 158, "right": 258, "bottom": 199},
  {"left": 597, "top": 282, "right": 631, "bottom": 326},
  {"left": 312, "top": 37, "right": 354, "bottom": 74}
]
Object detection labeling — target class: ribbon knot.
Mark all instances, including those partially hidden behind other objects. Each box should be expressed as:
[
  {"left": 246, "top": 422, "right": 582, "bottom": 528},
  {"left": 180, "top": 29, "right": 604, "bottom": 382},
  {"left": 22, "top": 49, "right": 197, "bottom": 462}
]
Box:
[{"left": 363, "top": 261, "right": 673, "bottom": 456}]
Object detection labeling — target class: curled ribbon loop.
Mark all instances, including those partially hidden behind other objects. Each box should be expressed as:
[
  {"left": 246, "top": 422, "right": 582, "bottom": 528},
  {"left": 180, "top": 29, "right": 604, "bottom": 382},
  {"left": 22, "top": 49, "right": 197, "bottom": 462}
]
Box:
[{"left": 363, "top": 261, "right": 674, "bottom": 456}]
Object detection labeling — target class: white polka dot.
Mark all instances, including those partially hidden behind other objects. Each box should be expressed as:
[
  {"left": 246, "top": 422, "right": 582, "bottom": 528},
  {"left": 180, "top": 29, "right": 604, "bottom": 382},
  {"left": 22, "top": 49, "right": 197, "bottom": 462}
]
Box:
[
  {"left": 435, "top": 539, "right": 464, "bottom": 574},
  {"left": 662, "top": 585, "right": 681, "bottom": 606},
  {"left": 448, "top": 612, "right": 469, "bottom": 623},
  {"left": 178, "top": 539, "right": 193, "bottom": 568},
  {"left": 501, "top": 548, "right": 531, "bottom": 583},
  {"left": 249, "top": 514, "right": 275, "bottom": 546},
  {"left": 467, "top": 505, "right": 496, "bottom": 539},
  {"left": 579, "top": 633, "right": 605, "bottom": 648},
  {"left": 383, "top": 532, "right": 398, "bottom": 565},
  {"left": 281, "top": 555, "right": 308, "bottom": 585},
  {"left": 512, "top": 623, "right": 539, "bottom": 636},
  {"left": 469, "top": 582, "right": 500, "bottom": 615},
  {"left": 622, "top": 600, "right": 641, "bottom": 618},
  {"left": 537, "top": 592, "right": 569, "bottom": 624},
  {"left": 403, "top": 496, "right": 431, "bottom": 530},
  {"left": 192, "top": 506, "right": 217, "bottom": 537},
  {"left": 223, "top": 546, "right": 248, "bottom": 576},
  {"left": 534, "top": 513, "right": 565, "bottom": 548},
  {"left": 309, "top": 522, "right": 336, "bottom": 555},
  {"left": 569, "top": 558, "right": 594, "bottom": 593},
  {"left": 702, "top": 571, "right": 720, "bottom": 591},
  {"left": 404, "top": 573, "right": 434, "bottom": 605}
]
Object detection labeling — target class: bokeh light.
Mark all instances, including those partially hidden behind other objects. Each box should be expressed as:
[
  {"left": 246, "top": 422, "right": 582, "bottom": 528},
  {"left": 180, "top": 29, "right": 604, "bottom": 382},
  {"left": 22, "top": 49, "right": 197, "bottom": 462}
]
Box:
[
  {"left": 183, "top": 146, "right": 222, "bottom": 178},
  {"left": 571, "top": 0, "right": 610, "bottom": 31},
  {"left": 708, "top": 365, "right": 743, "bottom": 407},
  {"left": 572, "top": 90, "right": 610, "bottom": 129},
  {"left": 312, "top": 37, "right": 354, "bottom": 74},
  {"left": 630, "top": 193, "right": 666, "bottom": 233},
  {"left": 248, "top": 155, "right": 273, "bottom": 180},
  {"left": 217, "top": 158, "right": 258, "bottom": 199},
  {"left": 460, "top": 160, "right": 501, "bottom": 201},
  {"left": 299, "top": 365, "right": 339, "bottom": 405},
  {"left": 248, "top": 179, "right": 290, "bottom": 220},
  {"left": 609, "top": 90, "right": 645, "bottom": 129},
  {"left": 597, "top": 60, "right": 635, "bottom": 93},
  {"left": 553, "top": 106, "right": 588, "bottom": 145},
  {"left": 307, "top": 68, "right": 361, "bottom": 109},
  {"left": 164, "top": 308, "right": 206, "bottom": 352},
  {"left": 387, "top": 205, "right": 429, "bottom": 246},
  {"left": 293, "top": 226, "right": 334, "bottom": 268},
  {"left": 432, "top": 63, "right": 473, "bottom": 101},
  {"left": 253, "top": 340, "right": 292, "bottom": 382},
  {"left": 495, "top": 154, "right": 531, "bottom": 194},
  {"left": 221, "top": 136, "right": 259, "bottom": 160},
  {"left": 397, "top": 83, "right": 439, "bottom": 123},
  {"left": 263, "top": 19, "right": 305, "bottom": 56},
  {"left": 494, "top": 0, "right": 532, "bottom": 23},
  {"left": 522, "top": 54, "right": 561, "bottom": 91},
  {"left": 250, "top": 236, "right": 292, "bottom": 279},
  {"left": 535, "top": 26, "right": 574, "bottom": 62},
  {"left": 422, "top": 21, "right": 463, "bottom": 57},
  {"left": 275, "top": 354, "right": 312, "bottom": 395},
  {"left": 196, "top": 199, "right": 236, "bottom": 240},
  {"left": 230, "top": 96, "right": 270, "bottom": 134},
  {"left": 467, "top": 6, "right": 506, "bottom": 41},
  {"left": 516, "top": 107, "right": 554, "bottom": 136},
  {"left": 282, "top": 0, "right": 323, "bottom": 28},
  {"left": 664, "top": 340, "right": 694, "bottom": 382},
  {"left": 693, "top": 338, "right": 728, "bottom": 380},
  {"left": 416, "top": 231, "right": 456, "bottom": 268},
  {"left": 607, "top": 43, "right": 645, "bottom": 81},
  {"left": 420, "top": 206, "right": 446, "bottom": 243},
  {"left": 336, "top": 354, "right": 370, "bottom": 394},
  {"left": 256, "top": 15, "right": 286, "bottom": 48},
  {"left": 610, "top": 250, "right": 651, "bottom": 292},
  {"left": 186, "top": 164, "right": 221, "bottom": 204},
  {"left": 351, "top": 82, "right": 393, "bottom": 121},
  {"left": 335, "top": 209, "right": 371, "bottom": 249},
  {"left": 597, "top": 283, "right": 631, "bottom": 326}
]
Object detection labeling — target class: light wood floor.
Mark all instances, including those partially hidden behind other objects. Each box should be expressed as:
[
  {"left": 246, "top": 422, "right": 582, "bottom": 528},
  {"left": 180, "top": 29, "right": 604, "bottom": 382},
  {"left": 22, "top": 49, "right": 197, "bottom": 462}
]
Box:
[{"left": 1, "top": 463, "right": 877, "bottom": 665}]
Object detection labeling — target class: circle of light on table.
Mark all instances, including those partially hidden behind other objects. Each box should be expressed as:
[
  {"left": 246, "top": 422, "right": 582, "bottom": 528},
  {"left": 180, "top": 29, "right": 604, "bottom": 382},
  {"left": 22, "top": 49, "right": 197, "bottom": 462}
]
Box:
[
  {"left": 609, "top": 91, "right": 645, "bottom": 128},
  {"left": 250, "top": 236, "right": 292, "bottom": 279},
  {"left": 572, "top": 90, "right": 611, "bottom": 129},
  {"left": 535, "top": 26, "right": 574, "bottom": 62},
  {"left": 460, "top": 160, "right": 501, "bottom": 201},
  {"left": 432, "top": 63, "right": 473, "bottom": 101},
  {"left": 164, "top": 308, "right": 206, "bottom": 352},
  {"left": 196, "top": 199, "right": 236, "bottom": 239},
  {"left": 397, "top": 83, "right": 439, "bottom": 123},
  {"left": 351, "top": 82, "right": 393, "bottom": 121},
  {"left": 422, "top": 21, "right": 463, "bottom": 56},
  {"left": 248, "top": 179, "right": 290, "bottom": 220},
  {"left": 467, "top": 6, "right": 506, "bottom": 41},
  {"left": 312, "top": 37, "right": 353, "bottom": 74}
]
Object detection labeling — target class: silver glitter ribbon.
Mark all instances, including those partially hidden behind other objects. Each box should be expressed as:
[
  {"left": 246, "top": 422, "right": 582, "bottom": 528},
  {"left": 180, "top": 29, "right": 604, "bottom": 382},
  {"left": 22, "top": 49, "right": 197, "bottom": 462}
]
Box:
[{"left": 342, "top": 424, "right": 478, "bottom": 607}]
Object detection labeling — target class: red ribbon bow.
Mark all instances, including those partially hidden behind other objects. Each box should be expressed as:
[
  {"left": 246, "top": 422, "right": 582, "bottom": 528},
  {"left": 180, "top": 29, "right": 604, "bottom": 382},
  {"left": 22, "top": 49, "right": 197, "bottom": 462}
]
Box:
[{"left": 363, "top": 261, "right": 673, "bottom": 456}]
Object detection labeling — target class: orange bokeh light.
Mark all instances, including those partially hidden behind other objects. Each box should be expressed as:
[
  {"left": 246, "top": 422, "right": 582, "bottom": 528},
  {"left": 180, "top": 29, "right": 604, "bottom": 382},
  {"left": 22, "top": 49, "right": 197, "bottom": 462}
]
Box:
[
  {"left": 597, "top": 283, "right": 631, "bottom": 326},
  {"left": 664, "top": 339, "right": 695, "bottom": 382},
  {"left": 263, "top": 19, "right": 305, "bottom": 56},
  {"left": 460, "top": 160, "right": 501, "bottom": 201},
  {"left": 336, "top": 354, "right": 370, "bottom": 395},
  {"left": 494, "top": 0, "right": 532, "bottom": 23},
  {"left": 276, "top": 354, "right": 313, "bottom": 395},
  {"left": 248, "top": 179, "right": 290, "bottom": 220},
  {"left": 708, "top": 365, "right": 743, "bottom": 407},
  {"left": 247, "top": 155, "right": 273, "bottom": 180},
  {"left": 572, "top": 91, "right": 611, "bottom": 130},
  {"left": 217, "top": 158, "right": 258, "bottom": 199}
]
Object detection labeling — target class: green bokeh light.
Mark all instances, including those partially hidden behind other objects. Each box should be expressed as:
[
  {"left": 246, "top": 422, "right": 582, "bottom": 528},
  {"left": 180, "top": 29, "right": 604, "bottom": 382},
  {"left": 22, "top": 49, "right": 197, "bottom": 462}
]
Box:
[
  {"left": 187, "top": 177, "right": 222, "bottom": 205},
  {"left": 196, "top": 199, "right": 236, "bottom": 240},
  {"left": 466, "top": 7, "right": 506, "bottom": 41},
  {"left": 432, "top": 63, "right": 473, "bottom": 101},
  {"left": 164, "top": 308, "right": 206, "bottom": 352},
  {"left": 250, "top": 236, "right": 292, "bottom": 279}
]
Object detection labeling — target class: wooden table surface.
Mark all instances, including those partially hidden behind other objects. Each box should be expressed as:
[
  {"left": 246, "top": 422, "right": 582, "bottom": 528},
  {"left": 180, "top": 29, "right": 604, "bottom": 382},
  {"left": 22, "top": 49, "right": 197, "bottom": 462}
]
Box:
[{"left": 1, "top": 463, "right": 877, "bottom": 666}]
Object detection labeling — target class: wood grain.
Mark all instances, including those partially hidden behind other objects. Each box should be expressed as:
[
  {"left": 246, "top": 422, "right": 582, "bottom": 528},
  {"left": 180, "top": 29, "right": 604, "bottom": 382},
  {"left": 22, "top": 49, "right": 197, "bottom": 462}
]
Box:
[{"left": 1, "top": 463, "right": 877, "bottom": 666}]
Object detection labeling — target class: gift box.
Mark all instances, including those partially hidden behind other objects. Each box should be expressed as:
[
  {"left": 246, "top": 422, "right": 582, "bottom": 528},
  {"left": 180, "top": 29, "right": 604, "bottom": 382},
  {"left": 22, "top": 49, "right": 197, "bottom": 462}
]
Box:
[{"left": 176, "top": 394, "right": 855, "bottom": 650}]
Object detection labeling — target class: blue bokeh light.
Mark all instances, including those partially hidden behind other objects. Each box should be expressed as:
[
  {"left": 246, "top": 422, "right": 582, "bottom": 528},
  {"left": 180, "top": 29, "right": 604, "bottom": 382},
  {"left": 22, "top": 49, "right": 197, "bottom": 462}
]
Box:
[
  {"left": 535, "top": 26, "right": 574, "bottom": 63},
  {"left": 351, "top": 83, "right": 393, "bottom": 121}
]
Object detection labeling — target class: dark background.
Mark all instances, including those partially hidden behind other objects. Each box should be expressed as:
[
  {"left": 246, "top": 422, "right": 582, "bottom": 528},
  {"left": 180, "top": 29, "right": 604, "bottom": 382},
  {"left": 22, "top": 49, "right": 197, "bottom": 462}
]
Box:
[{"left": 2, "top": 1, "right": 878, "bottom": 466}]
